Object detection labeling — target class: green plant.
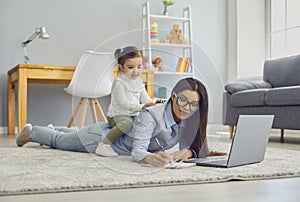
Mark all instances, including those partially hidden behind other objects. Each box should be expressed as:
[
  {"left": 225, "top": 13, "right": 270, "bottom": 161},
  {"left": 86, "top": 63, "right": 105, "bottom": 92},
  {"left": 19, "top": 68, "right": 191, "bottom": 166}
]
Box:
[{"left": 162, "top": 0, "right": 175, "bottom": 6}]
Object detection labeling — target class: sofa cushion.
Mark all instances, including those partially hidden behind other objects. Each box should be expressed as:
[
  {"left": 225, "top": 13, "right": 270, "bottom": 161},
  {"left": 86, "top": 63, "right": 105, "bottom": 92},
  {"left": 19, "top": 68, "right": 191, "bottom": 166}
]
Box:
[
  {"left": 265, "top": 86, "right": 300, "bottom": 106},
  {"left": 231, "top": 89, "right": 268, "bottom": 107},
  {"left": 225, "top": 81, "right": 272, "bottom": 94},
  {"left": 264, "top": 54, "right": 300, "bottom": 87}
]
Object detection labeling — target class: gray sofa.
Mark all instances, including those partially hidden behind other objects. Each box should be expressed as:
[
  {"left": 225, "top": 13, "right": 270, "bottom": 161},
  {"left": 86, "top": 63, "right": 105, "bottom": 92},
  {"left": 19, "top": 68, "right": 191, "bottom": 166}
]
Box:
[{"left": 223, "top": 54, "right": 300, "bottom": 142}]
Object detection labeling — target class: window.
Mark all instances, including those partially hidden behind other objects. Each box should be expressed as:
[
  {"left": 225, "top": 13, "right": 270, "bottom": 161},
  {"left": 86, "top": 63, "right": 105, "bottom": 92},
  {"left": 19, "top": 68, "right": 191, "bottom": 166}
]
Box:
[{"left": 268, "top": 0, "right": 300, "bottom": 59}]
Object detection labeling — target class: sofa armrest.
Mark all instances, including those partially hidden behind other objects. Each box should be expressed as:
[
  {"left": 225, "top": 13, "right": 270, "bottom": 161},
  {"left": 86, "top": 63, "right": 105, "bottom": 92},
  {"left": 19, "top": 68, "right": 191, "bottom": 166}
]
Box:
[{"left": 225, "top": 81, "right": 272, "bottom": 94}]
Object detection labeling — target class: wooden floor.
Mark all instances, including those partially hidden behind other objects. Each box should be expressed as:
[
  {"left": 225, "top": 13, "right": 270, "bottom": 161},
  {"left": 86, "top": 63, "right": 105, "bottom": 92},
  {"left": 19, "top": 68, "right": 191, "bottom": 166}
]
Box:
[{"left": 1, "top": 129, "right": 300, "bottom": 202}]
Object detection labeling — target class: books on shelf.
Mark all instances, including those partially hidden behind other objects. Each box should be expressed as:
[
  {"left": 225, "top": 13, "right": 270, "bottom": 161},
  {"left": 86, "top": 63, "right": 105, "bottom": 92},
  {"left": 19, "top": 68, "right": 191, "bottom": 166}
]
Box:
[{"left": 176, "top": 57, "right": 192, "bottom": 73}]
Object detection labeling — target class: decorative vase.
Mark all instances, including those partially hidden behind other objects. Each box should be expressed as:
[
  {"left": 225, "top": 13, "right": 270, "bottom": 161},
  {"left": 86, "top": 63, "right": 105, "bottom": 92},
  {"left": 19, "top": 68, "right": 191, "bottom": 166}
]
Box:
[{"left": 163, "top": 5, "right": 168, "bottom": 16}]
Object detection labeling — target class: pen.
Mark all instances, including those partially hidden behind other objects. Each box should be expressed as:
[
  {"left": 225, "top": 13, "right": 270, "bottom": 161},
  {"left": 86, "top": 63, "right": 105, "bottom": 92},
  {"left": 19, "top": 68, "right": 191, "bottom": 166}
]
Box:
[
  {"left": 155, "top": 137, "right": 174, "bottom": 165},
  {"left": 155, "top": 137, "right": 165, "bottom": 151}
]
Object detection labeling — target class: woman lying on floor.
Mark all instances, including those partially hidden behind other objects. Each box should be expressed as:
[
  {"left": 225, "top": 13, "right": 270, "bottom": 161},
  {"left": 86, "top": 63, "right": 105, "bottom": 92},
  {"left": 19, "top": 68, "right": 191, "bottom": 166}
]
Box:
[{"left": 16, "top": 78, "right": 222, "bottom": 167}]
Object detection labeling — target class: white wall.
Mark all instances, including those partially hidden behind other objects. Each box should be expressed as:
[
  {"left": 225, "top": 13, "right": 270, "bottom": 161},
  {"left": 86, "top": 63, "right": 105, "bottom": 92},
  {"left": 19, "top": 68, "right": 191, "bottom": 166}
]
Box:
[
  {"left": 228, "top": 0, "right": 266, "bottom": 81},
  {"left": 0, "top": 0, "right": 227, "bottom": 130}
]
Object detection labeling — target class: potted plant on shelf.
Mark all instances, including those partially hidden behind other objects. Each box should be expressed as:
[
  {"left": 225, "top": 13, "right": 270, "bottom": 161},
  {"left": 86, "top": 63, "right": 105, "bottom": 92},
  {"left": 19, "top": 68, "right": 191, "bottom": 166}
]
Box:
[{"left": 162, "top": 0, "right": 175, "bottom": 16}]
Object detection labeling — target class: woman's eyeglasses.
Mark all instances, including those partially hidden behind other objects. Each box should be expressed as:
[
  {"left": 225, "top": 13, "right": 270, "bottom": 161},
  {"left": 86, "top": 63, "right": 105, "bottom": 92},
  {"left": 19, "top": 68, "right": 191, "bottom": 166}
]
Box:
[{"left": 174, "top": 93, "right": 199, "bottom": 111}]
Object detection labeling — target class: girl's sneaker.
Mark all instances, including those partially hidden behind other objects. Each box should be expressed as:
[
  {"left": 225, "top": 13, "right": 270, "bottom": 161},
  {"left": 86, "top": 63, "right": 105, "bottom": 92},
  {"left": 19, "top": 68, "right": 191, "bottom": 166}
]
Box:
[
  {"left": 47, "top": 124, "right": 54, "bottom": 129},
  {"left": 16, "top": 123, "right": 32, "bottom": 147}
]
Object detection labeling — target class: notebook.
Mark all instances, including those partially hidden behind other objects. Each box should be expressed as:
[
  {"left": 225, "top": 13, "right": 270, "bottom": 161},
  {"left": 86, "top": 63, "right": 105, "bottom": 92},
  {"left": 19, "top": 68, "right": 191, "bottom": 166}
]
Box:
[{"left": 185, "top": 115, "right": 274, "bottom": 168}]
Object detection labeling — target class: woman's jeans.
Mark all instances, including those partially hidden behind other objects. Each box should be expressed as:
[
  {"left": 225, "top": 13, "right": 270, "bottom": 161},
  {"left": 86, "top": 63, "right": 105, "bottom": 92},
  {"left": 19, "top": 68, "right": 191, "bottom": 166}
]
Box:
[{"left": 30, "top": 123, "right": 108, "bottom": 153}]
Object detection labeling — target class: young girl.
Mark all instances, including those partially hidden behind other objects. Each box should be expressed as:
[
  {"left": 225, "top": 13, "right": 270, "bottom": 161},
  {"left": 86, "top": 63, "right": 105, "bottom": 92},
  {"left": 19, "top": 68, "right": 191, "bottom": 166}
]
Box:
[{"left": 95, "top": 46, "right": 159, "bottom": 157}]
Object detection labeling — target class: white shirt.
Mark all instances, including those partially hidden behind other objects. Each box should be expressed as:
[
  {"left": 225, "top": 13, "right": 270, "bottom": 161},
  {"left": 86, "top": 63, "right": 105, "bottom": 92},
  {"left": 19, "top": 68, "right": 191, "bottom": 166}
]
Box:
[{"left": 107, "top": 74, "right": 154, "bottom": 117}]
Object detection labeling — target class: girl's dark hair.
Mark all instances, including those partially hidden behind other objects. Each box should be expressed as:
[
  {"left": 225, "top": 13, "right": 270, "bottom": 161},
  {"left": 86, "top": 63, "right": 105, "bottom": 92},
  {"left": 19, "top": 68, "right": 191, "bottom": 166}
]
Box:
[
  {"left": 114, "top": 46, "right": 142, "bottom": 70},
  {"left": 172, "top": 78, "right": 209, "bottom": 158}
]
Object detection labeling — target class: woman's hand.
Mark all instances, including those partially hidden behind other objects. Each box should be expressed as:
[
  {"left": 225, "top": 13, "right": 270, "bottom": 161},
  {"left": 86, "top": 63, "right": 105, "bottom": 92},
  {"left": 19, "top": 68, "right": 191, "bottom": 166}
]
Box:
[
  {"left": 170, "top": 149, "right": 193, "bottom": 162},
  {"left": 208, "top": 150, "right": 227, "bottom": 156},
  {"left": 143, "top": 151, "right": 173, "bottom": 167}
]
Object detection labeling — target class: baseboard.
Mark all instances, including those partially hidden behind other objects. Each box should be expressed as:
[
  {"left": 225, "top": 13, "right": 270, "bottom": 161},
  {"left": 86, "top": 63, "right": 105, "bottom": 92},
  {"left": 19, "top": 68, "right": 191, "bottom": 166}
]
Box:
[
  {"left": 0, "top": 127, "right": 17, "bottom": 135},
  {"left": 208, "top": 124, "right": 229, "bottom": 131}
]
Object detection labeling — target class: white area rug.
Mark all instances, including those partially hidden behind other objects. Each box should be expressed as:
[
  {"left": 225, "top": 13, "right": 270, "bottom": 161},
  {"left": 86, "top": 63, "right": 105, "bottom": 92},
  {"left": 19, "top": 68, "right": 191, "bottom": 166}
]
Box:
[{"left": 1, "top": 143, "right": 300, "bottom": 196}]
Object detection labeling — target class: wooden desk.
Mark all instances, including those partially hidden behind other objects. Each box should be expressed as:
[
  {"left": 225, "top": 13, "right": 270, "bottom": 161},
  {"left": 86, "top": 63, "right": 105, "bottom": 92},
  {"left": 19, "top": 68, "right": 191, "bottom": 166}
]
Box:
[{"left": 7, "top": 64, "right": 154, "bottom": 135}]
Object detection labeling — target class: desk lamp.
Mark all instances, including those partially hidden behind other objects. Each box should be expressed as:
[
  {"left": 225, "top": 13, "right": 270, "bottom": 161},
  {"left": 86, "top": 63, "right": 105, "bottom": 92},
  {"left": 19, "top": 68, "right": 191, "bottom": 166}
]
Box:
[{"left": 21, "top": 26, "right": 50, "bottom": 64}]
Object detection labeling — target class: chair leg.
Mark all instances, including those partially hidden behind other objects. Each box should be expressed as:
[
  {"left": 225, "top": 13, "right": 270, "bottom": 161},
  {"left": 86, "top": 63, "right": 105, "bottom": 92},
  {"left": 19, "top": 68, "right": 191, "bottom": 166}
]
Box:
[
  {"left": 79, "top": 98, "right": 89, "bottom": 129},
  {"left": 229, "top": 125, "right": 234, "bottom": 139},
  {"left": 280, "top": 129, "right": 284, "bottom": 143},
  {"left": 90, "top": 99, "right": 99, "bottom": 123},
  {"left": 93, "top": 98, "right": 107, "bottom": 122},
  {"left": 67, "top": 98, "right": 84, "bottom": 127}
]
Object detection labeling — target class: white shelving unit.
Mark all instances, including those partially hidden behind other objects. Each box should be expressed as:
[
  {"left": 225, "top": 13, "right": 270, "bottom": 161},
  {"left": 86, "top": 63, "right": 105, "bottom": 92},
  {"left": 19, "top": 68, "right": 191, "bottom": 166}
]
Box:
[{"left": 142, "top": 1, "right": 194, "bottom": 98}]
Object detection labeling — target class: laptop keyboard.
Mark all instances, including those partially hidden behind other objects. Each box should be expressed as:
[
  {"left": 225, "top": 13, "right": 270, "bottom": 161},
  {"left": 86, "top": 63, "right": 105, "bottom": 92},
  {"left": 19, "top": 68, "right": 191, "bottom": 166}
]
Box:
[
  {"left": 206, "top": 159, "right": 228, "bottom": 164},
  {"left": 186, "top": 156, "right": 229, "bottom": 164}
]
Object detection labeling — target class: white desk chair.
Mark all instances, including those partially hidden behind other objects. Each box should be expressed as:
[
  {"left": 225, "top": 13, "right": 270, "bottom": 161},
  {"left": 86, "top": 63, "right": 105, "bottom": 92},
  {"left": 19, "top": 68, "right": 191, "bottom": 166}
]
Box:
[{"left": 65, "top": 51, "right": 114, "bottom": 128}]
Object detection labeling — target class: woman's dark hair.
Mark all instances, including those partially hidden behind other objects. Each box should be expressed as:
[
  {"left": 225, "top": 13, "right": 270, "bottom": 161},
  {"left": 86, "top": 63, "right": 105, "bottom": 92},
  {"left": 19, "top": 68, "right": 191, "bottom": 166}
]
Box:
[
  {"left": 172, "top": 77, "right": 209, "bottom": 158},
  {"left": 114, "top": 46, "right": 142, "bottom": 71}
]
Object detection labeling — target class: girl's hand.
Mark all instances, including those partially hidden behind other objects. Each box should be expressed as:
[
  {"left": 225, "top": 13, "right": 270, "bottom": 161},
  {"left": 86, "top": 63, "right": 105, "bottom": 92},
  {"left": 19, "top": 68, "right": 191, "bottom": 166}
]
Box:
[
  {"left": 155, "top": 99, "right": 166, "bottom": 104},
  {"left": 170, "top": 149, "right": 193, "bottom": 162},
  {"left": 142, "top": 102, "right": 156, "bottom": 109},
  {"left": 143, "top": 151, "right": 173, "bottom": 167}
]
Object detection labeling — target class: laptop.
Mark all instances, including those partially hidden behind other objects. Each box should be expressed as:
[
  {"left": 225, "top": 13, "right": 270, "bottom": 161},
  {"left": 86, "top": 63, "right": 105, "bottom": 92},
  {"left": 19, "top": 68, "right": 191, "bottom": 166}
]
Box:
[{"left": 186, "top": 115, "right": 274, "bottom": 168}]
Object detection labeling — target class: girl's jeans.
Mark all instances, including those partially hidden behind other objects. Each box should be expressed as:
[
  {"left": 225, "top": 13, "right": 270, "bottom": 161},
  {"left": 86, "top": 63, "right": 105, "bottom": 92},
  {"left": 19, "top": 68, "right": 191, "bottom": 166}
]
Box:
[{"left": 104, "top": 116, "right": 135, "bottom": 144}]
